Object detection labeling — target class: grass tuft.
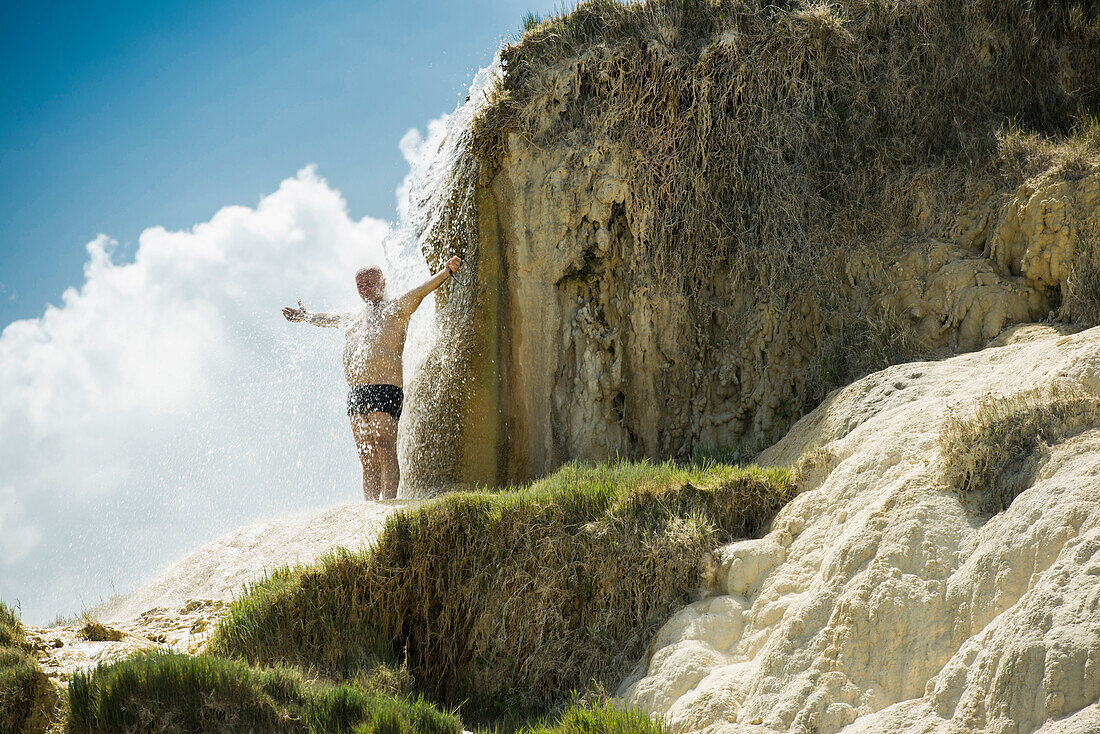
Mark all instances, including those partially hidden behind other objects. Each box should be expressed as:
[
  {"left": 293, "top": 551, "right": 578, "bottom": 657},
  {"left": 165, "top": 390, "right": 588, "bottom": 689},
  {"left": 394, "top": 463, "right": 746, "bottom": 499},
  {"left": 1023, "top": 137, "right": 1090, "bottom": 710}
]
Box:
[
  {"left": 1, "top": 601, "right": 54, "bottom": 734},
  {"left": 211, "top": 460, "right": 792, "bottom": 722},
  {"left": 78, "top": 620, "right": 123, "bottom": 643},
  {"left": 0, "top": 602, "right": 26, "bottom": 651},
  {"left": 515, "top": 698, "right": 664, "bottom": 734},
  {"left": 939, "top": 382, "right": 1100, "bottom": 513},
  {"left": 67, "top": 650, "right": 460, "bottom": 734}
]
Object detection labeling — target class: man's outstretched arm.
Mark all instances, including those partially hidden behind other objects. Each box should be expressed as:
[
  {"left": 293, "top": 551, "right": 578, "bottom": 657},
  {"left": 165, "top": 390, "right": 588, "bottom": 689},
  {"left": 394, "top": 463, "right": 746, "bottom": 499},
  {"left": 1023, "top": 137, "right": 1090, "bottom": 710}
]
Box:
[
  {"left": 283, "top": 301, "right": 343, "bottom": 327},
  {"left": 396, "top": 256, "right": 463, "bottom": 317}
]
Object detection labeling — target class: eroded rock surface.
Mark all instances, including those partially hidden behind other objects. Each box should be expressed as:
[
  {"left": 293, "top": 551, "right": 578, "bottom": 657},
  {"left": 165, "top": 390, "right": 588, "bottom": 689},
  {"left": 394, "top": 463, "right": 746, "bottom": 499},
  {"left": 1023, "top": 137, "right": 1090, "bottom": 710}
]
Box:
[
  {"left": 431, "top": 122, "right": 1098, "bottom": 486},
  {"left": 618, "top": 324, "right": 1100, "bottom": 733}
]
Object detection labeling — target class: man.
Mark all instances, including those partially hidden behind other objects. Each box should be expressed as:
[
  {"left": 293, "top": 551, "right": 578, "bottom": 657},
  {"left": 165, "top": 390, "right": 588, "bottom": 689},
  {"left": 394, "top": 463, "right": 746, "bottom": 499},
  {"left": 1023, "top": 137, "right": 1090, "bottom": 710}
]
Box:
[{"left": 282, "top": 256, "right": 463, "bottom": 500}]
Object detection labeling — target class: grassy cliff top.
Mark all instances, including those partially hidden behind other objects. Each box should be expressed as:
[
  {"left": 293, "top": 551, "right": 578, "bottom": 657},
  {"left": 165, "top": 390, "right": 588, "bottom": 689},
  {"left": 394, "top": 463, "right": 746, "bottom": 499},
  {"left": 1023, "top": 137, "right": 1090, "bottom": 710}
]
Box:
[{"left": 470, "top": 0, "right": 1099, "bottom": 298}]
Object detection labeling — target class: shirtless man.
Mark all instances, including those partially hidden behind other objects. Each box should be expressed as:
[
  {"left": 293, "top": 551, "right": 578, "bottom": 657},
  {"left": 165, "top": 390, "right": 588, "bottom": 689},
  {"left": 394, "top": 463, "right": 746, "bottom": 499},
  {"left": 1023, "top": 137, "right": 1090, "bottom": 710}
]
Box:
[{"left": 282, "top": 256, "right": 463, "bottom": 500}]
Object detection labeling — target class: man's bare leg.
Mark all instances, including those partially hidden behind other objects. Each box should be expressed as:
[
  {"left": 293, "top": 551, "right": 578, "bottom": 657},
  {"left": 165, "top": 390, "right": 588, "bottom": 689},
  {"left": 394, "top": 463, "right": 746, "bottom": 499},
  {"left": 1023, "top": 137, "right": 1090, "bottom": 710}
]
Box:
[
  {"left": 369, "top": 413, "right": 400, "bottom": 500},
  {"left": 351, "top": 415, "right": 381, "bottom": 500},
  {"left": 350, "top": 413, "right": 399, "bottom": 501}
]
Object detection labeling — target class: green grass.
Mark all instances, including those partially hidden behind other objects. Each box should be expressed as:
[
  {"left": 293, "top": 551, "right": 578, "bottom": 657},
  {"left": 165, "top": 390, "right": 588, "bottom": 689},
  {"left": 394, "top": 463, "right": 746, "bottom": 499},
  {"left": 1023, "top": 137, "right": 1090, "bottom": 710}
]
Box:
[
  {"left": 211, "top": 460, "right": 792, "bottom": 723},
  {"left": 0, "top": 602, "right": 25, "bottom": 650},
  {"left": 67, "top": 650, "right": 460, "bottom": 734},
  {"left": 1, "top": 601, "right": 54, "bottom": 734},
  {"left": 513, "top": 699, "right": 664, "bottom": 734}
]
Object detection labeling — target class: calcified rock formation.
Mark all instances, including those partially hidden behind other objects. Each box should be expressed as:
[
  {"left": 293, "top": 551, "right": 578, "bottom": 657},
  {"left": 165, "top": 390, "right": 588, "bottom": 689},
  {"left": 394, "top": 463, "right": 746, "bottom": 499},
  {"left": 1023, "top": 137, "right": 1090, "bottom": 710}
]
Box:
[
  {"left": 410, "top": 148, "right": 1099, "bottom": 488},
  {"left": 618, "top": 323, "right": 1100, "bottom": 733},
  {"left": 404, "top": 0, "right": 1100, "bottom": 491},
  {"left": 477, "top": 149, "right": 1098, "bottom": 481}
]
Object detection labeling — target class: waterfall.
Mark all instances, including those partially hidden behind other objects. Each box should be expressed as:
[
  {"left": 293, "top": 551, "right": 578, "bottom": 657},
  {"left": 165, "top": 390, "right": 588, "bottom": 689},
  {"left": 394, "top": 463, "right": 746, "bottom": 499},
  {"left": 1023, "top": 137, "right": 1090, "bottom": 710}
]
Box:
[{"left": 388, "top": 54, "right": 502, "bottom": 496}]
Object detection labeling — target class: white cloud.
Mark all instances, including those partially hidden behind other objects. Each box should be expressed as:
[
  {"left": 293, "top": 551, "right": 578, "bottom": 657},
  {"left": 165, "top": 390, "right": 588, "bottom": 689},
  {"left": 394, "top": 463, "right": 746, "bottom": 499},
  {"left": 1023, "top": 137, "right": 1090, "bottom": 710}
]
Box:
[
  {"left": 395, "top": 114, "right": 449, "bottom": 223},
  {"left": 0, "top": 165, "right": 432, "bottom": 623}
]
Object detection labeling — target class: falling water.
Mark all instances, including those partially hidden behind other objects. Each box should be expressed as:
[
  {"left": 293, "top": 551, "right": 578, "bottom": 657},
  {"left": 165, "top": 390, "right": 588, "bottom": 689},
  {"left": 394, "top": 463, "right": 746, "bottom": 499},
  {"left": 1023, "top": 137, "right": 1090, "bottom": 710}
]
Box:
[{"left": 389, "top": 54, "right": 501, "bottom": 496}]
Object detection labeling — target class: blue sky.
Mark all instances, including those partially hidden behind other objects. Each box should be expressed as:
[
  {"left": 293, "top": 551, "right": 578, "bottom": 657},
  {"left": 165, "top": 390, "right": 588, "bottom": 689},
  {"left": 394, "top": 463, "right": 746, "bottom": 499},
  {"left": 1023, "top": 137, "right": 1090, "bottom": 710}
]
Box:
[{"left": 1, "top": 0, "right": 559, "bottom": 327}]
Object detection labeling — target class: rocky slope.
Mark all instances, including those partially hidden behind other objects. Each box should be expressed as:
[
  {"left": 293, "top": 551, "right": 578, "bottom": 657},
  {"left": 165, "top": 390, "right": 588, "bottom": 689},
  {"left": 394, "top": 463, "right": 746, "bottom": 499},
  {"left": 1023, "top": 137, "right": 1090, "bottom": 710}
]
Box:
[
  {"left": 90, "top": 499, "right": 416, "bottom": 622},
  {"left": 22, "top": 500, "right": 415, "bottom": 687},
  {"left": 619, "top": 322, "right": 1100, "bottom": 733}
]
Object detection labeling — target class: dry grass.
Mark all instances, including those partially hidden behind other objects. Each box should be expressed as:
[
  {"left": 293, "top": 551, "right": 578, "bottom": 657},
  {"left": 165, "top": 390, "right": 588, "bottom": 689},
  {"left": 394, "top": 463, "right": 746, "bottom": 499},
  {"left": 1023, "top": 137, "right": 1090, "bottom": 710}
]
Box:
[
  {"left": 211, "top": 460, "right": 792, "bottom": 722},
  {"left": 1057, "top": 112, "right": 1100, "bottom": 323},
  {"left": 1063, "top": 225, "right": 1100, "bottom": 325},
  {"left": 808, "top": 304, "right": 924, "bottom": 407},
  {"left": 939, "top": 382, "right": 1100, "bottom": 513},
  {"left": 473, "top": 0, "right": 1099, "bottom": 300},
  {"left": 78, "top": 620, "right": 124, "bottom": 643}
]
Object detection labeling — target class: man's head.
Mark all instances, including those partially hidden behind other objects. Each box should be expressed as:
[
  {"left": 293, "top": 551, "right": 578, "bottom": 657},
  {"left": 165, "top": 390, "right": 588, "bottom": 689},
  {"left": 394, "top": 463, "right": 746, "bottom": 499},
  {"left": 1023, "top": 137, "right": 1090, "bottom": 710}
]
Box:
[{"left": 355, "top": 266, "right": 385, "bottom": 303}]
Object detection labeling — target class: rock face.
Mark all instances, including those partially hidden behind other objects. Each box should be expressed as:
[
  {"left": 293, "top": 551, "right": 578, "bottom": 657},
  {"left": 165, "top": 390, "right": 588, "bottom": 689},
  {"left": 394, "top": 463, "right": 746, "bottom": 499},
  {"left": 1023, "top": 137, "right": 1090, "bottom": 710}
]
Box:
[
  {"left": 401, "top": 0, "right": 1100, "bottom": 492},
  {"left": 617, "top": 323, "right": 1100, "bottom": 733},
  {"left": 436, "top": 147, "right": 1097, "bottom": 487}
]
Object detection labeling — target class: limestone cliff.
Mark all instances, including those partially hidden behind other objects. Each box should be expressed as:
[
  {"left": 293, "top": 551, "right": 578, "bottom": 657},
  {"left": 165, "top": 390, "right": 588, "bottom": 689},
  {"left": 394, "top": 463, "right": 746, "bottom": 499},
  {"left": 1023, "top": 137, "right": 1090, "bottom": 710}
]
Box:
[
  {"left": 404, "top": 0, "right": 1100, "bottom": 490},
  {"left": 620, "top": 323, "right": 1100, "bottom": 733},
  {"left": 475, "top": 141, "right": 1098, "bottom": 481}
]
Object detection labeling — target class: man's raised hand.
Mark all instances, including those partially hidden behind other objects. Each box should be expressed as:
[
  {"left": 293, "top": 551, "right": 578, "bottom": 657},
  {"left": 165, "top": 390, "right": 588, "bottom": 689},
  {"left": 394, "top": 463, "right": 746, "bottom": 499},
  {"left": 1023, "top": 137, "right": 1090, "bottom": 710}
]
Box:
[
  {"left": 446, "top": 256, "right": 463, "bottom": 275},
  {"left": 283, "top": 301, "right": 306, "bottom": 322}
]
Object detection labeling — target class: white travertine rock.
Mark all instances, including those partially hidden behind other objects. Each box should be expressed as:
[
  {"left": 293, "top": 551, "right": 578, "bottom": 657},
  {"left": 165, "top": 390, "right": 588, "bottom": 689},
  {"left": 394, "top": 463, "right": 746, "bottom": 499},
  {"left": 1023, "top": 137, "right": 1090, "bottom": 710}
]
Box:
[
  {"left": 90, "top": 500, "right": 418, "bottom": 622},
  {"left": 720, "top": 537, "right": 787, "bottom": 597},
  {"left": 620, "top": 325, "right": 1100, "bottom": 733}
]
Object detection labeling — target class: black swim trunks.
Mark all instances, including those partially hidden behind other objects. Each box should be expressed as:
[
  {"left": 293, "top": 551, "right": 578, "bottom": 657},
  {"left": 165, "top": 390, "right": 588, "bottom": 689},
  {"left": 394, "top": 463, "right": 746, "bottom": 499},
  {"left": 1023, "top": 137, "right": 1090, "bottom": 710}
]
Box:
[{"left": 347, "top": 384, "right": 403, "bottom": 420}]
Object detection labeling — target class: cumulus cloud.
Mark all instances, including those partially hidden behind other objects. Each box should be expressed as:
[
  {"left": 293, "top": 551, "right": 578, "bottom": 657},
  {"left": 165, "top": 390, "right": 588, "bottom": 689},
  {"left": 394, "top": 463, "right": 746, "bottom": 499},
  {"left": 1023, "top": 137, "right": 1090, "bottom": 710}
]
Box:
[
  {"left": 0, "top": 165, "right": 439, "bottom": 623},
  {"left": 395, "top": 115, "right": 448, "bottom": 223}
]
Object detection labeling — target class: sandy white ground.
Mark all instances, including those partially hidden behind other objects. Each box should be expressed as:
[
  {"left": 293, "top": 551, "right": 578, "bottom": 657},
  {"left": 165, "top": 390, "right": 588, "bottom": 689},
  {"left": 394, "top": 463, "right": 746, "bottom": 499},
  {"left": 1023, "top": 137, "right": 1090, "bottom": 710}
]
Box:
[
  {"left": 91, "top": 499, "right": 418, "bottom": 622},
  {"left": 619, "top": 323, "right": 1100, "bottom": 733},
  {"left": 24, "top": 500, "right": 415, "bottom": 686}
]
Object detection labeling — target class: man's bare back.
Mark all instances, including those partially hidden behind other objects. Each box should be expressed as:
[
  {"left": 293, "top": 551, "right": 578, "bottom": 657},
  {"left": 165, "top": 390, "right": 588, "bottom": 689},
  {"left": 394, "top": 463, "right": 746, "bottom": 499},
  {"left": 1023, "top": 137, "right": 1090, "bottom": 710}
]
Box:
[{"left": 283, "top": 257, "right": 463, "bottom": 500}]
